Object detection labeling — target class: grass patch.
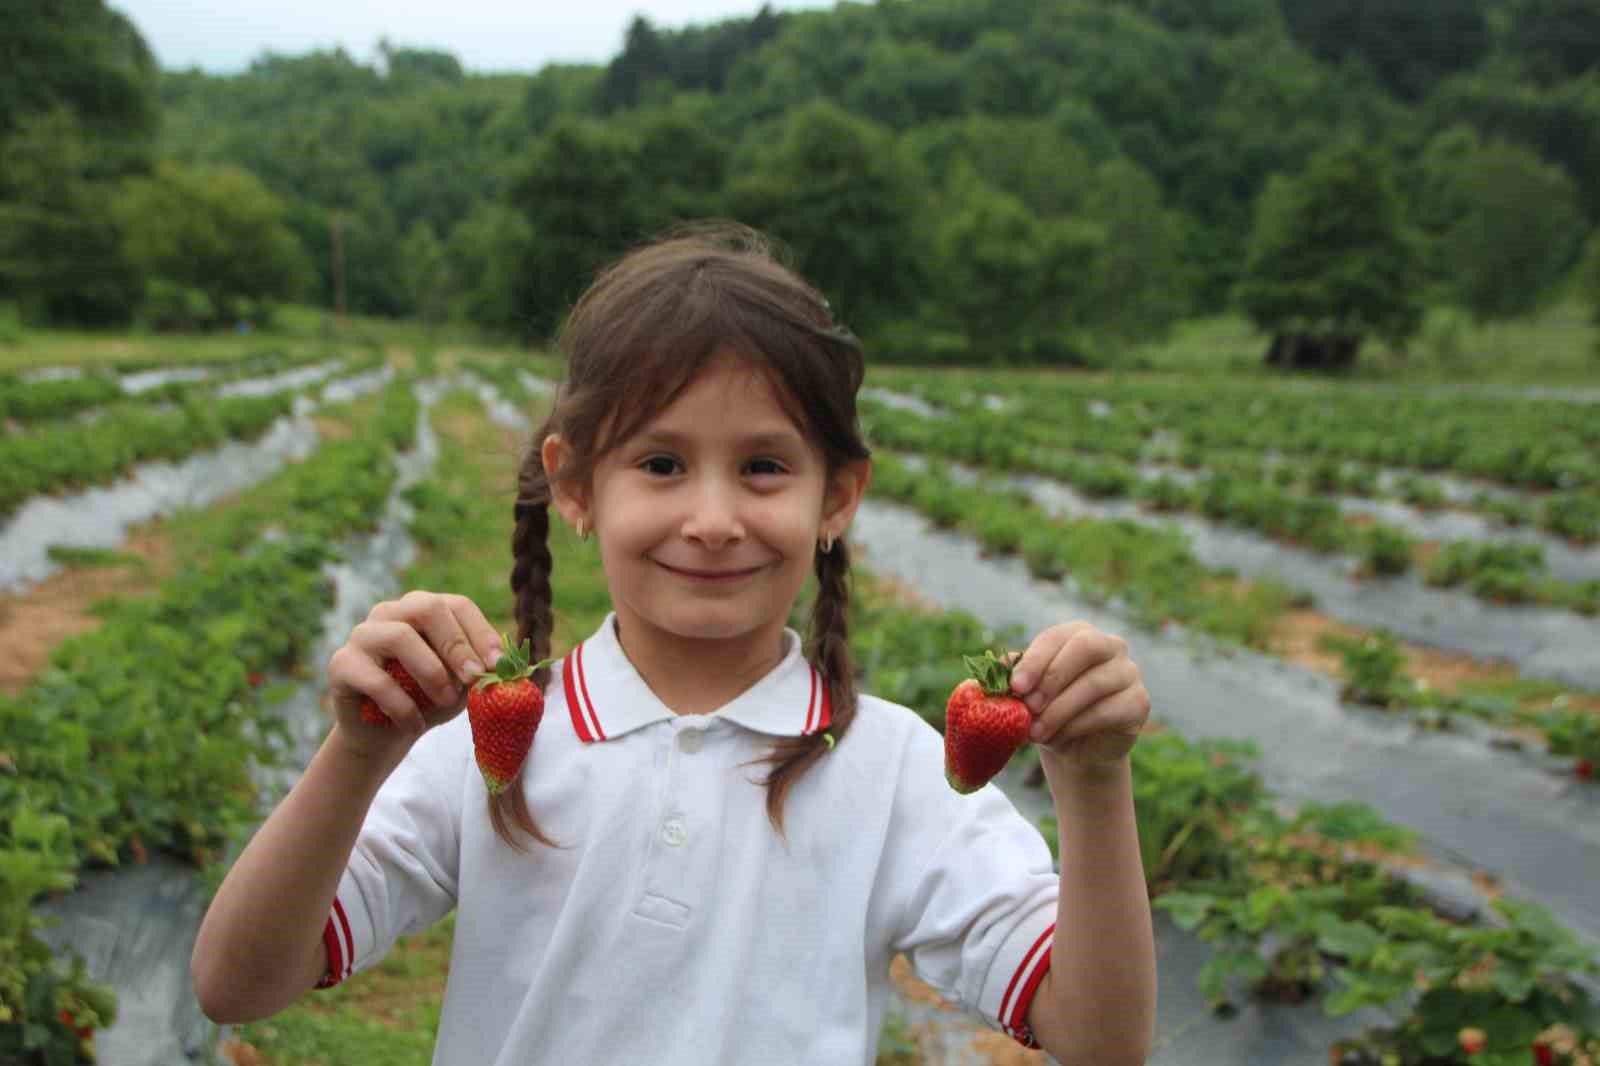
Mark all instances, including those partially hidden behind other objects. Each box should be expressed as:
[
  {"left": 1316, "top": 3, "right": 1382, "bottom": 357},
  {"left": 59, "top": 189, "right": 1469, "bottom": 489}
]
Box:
[
  {"left": 1128, "top": 300, "right": 1598, "bottom": 383},
  {"left": 44, "top": 545, "right": 152, "bottom": 572}
]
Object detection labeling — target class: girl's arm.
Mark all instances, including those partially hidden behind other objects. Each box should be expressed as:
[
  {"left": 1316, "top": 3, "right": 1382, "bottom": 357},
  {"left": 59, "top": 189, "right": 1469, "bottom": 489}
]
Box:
[
  {"left": 1005, "top": 622, "right": 1157, "bottom": 1065},
  {"left": 191, "top": 728, "right": 407, "bottom": 1023},
  {"left": 192, "top": 590, "right": 498, "bottom": 1023},
  {"left": 1027, "top": 753, "right": 1155, "bottom": 1066}
]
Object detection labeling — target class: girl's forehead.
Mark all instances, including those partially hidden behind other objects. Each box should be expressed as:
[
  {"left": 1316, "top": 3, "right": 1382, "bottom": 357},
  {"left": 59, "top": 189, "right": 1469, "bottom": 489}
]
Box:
[{"left": 637, "top": 353, "right": 808, "bottom": 436}]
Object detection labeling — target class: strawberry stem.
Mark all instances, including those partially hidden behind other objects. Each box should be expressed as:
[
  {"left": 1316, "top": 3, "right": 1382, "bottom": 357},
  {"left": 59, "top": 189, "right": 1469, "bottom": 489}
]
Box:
[
  {"left": 474, "top": 633, "right": 556, "bottom": 690},
  {"left": 962, "top": 650, "right": 1015, "bottom": 697}
]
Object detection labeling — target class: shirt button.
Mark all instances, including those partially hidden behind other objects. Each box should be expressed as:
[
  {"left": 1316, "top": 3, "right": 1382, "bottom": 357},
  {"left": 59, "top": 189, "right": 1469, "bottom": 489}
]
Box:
[
  {"left": 661, "top": 817, "right": 687, "bottom": 847},
  {"left": 678, "top": 729, "right": 703, "bottom": 754}
]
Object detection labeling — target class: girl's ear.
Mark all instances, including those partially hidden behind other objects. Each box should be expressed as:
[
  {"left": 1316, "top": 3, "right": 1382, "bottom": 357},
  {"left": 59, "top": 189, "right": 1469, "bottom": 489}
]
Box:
[
  {"left": 821, "top": 457, "right": 872, "bottom": 538},
  {"left": 541, "top": 433, "right": 590, "bottom": 528}
]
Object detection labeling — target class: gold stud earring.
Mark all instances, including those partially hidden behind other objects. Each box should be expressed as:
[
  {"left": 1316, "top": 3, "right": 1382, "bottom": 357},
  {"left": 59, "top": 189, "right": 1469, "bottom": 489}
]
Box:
[
  {"left": 576, "top": 517, "right": 589, "bottom": 541},
  {"left": 819, "top": 531, "right": 834, "bottom": 554}
]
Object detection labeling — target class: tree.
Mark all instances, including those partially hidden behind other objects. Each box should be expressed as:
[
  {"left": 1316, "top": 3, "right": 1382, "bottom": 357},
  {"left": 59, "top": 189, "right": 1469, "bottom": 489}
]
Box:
[
  {"left": 726, "top": 101, "right": 928, "bottom": 338},
  {"left": 1235, "top": 143, "right": 1424, "bottom": 369},
  {"left": 0, "top": 109, "right": 140, "bottom": 323},
  {"left": 1081, "top": 158, "right": 1188, "bottom": 345},
  {"left": 1281, "top": 0, "right": 1490, "bottom": 102},
  {"left": 113, "top": 161, "right": 312, "bottom": 328},
  {"left": 932, "top": 164, "right": 1102, "bottom": 362},
  {"left": 1503, "top": 0, "right": 1600, "bottom": 84},
  {"left": 1417, "top": 135, "right": 1583, "bottom": 323},
  {"left": 505, "top": 117, "right": 650, "bottom": 339}
]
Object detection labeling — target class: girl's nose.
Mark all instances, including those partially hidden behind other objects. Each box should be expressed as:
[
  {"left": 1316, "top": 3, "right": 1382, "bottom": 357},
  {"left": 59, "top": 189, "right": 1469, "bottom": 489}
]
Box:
[{"left": 681, "top": 480, "right": 745, "bottom": 549}]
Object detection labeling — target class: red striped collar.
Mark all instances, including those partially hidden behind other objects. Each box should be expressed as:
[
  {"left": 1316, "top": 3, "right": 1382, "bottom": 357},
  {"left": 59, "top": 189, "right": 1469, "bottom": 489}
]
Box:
[{"left": 561, "top": 614, "right": 832, "bottom": 743}]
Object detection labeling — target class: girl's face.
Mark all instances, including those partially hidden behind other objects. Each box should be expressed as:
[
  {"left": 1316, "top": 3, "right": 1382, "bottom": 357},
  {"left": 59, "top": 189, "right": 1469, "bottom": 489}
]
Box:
[{"left": 547, "top": 351, "right": 868, "bottom": 663}]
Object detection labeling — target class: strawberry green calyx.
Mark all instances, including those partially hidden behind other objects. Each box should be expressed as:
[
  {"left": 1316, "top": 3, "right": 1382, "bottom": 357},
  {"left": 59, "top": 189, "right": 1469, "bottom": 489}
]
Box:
[
  {"left": 961, "top": 650, "right": 1016, "bottom": 697},
  {"left": 473, "top": 633, "right": 555, "bottom": 691}
]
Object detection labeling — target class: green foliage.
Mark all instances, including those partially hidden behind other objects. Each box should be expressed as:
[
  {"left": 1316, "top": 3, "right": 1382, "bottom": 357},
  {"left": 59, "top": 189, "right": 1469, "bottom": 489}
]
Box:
[
  {"left": 1235, "top": 142, "right": 1426, "bottom": 361},
  {"left": 1503, "top": 0, "right": 1600, "bottom": 84},
  {"left": 727, "top": 100, "right": 926, "bottom": 338},
  {"left": 113, "top": 161, "right": 313, "bottom": 329},
  {"left": 1326, "top": 900, "right": 1600, "bottom": 1064},
  {"left": 1280, "top": 0, "right": 1489, "bottom": 101},
  {"left": 504, "top": 117, "right": 656, "bottom": 339},
  {"left": 1319, "top": 629, "right": 1409, "bottom": 707},
  {"left": 931, "top": 165, "right": 1100, "bottom": 362},
  {"left": 1422, "top": 135, "right": 1585, "bottom": 323},
  {"left": 0, "top": 389, "right": 299, "bottom": 520},
  {"left": 0, "top": 109, "right": 142, "bottom": 326}
]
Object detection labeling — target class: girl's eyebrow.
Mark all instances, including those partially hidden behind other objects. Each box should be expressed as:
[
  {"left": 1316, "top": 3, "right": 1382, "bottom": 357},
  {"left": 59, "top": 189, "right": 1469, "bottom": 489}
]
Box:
[{"left": 632, "top": 427, "right": 805, "bottom": 451}]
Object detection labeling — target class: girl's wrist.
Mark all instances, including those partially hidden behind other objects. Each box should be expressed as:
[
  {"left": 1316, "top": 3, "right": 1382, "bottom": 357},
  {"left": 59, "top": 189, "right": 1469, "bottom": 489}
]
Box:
[
  {"left": 1039, "top": 747, "right": 1132, "bottom": 793},
  {"left": 327, "top": 723, "right": 411, "bottom": 783}
]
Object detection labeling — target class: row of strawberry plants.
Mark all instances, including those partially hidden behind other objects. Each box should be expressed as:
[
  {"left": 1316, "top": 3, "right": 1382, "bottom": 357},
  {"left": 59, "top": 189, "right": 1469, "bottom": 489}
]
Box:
[
  {"left": 0, "top": 378, "right": 421, "bottom": 1064},
  {"left": 0, "top": 349, "right": 346, "bottom": 424},
  {"left": 849, "top": 576, "right": 1600, "bottom": 1066},
  {"left": 0, "top": 354, "right": 389, "bottom": 521},
  {"left": 869, "top": 454, "right": 1600, "bottom": 777},
  {"left": 1319, "top": 630, "right": 1599, "bottom": 780},
  {"left": 861, "top": 400, "right": 1600, "bottom": 616},
  {"left": 875, "top": 369, "right": 1600, "bottom": 492},
  {"left": 870, "top": 372, "right": 1600, "bottom": 542}
]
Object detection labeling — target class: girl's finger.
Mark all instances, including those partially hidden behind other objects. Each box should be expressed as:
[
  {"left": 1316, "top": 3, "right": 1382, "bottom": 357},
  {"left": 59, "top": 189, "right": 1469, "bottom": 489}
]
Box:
[
  {"left": 399, "top": 590, "right": 494, "bottom": 688},
  {"left": 442, "top": 593, "right": 504, "bottom": 674},
  {"left": 1029, "top": 630, "right": 1126, "bottom": 712},
  {"left": 1009, "top": 621, "right": 1088, "bottom": 695},
  {"left": 349, "top": 618, "right": 464, "bottom": 715},
  {"left": 330, "top": 640, "right": 428, "bottom": 735},
  {"left": 1029, "top": 658, "right": 1141, "bottom": 741},
  {"left": 1054, "top": 684, "right": 1151, "bottom": 743}
]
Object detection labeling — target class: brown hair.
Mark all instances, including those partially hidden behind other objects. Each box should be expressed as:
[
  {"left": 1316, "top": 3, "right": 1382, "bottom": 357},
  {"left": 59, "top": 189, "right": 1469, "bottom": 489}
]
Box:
[{"left": 492, "top": 222, "right": 871, "bottom": 849}]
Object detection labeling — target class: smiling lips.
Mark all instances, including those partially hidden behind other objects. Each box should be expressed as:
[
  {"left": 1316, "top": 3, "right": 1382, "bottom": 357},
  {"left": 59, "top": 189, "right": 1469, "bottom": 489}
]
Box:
[{"left": 657, "top": 561, "right": 767, "bottom": 581}]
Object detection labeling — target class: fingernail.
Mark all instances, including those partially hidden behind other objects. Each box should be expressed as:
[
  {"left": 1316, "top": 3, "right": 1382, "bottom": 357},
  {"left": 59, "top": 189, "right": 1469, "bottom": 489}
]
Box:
[
  {"left": 461, "top": 660, "right": 485, "bottom": 682},
  {"left": 1025, "top": 692, "right": 1044, "bottom": 713},
  {"left": 1011, "top": 670, "right": 1031, "bottom": 692},
  {"left": 486, "top": 648, "right": 502, "bottom": 668},
  {"left": 1029, "top": 722, "right": 1047, "bottom": 742}
]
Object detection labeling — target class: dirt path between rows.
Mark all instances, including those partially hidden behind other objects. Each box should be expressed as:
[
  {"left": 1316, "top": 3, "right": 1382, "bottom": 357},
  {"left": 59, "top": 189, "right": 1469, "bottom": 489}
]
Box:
[{"left": 0, "top": 530, "right": 174, "bottom": 694}]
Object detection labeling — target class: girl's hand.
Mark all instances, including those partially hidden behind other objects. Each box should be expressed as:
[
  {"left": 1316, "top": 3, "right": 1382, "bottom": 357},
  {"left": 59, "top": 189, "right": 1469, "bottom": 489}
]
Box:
[
  {"left": 326, "top": 591, "right": 503, "bottom": 755},
  {"left": 1007, "top": 622, "right": 1151, "bottom": 773}
]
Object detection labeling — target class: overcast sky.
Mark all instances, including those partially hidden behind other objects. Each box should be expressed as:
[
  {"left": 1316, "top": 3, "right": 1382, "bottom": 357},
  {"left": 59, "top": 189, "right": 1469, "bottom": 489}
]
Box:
[{"left": 110, "top": 0, "right": 839, "bottom": 74}]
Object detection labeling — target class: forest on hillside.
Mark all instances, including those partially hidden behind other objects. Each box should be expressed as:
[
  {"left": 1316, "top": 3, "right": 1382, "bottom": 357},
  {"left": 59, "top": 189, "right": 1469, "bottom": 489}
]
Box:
[{"left": 3, "top": 0, "right": 1600, "bottom": 366}]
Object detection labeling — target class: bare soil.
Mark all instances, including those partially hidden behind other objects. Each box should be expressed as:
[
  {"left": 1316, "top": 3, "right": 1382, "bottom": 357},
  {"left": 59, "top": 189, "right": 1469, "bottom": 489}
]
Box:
[{"left": 0, "top": 530, "right": 174, "bottom": 694}]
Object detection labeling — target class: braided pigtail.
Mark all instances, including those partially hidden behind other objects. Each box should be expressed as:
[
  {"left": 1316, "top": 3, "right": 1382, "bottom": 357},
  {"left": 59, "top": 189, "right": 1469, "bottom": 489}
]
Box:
[
  {"left": 756, "top": 537, "right": 860, "bottom": 837},
  {"left": 488, "top": 428, "right": 562, "bottom": 850}
]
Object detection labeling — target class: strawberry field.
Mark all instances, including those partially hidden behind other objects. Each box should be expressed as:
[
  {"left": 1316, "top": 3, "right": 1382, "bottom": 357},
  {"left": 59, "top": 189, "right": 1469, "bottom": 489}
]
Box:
[{"left": 3, "top": 325, "right": 1599, "bottom": 1066}]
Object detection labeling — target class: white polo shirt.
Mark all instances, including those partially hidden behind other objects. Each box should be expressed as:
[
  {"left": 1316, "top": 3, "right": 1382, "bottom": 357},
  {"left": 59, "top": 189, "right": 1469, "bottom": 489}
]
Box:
[{"left": 316, "top": 613, "right": 1059, "bottom": 1065}]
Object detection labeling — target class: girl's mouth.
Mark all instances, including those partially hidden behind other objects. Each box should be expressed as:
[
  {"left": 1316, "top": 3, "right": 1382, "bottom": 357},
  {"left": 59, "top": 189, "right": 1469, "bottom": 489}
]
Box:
[{"left": 656, "top": 561, "right": 765, "bottom": 582}]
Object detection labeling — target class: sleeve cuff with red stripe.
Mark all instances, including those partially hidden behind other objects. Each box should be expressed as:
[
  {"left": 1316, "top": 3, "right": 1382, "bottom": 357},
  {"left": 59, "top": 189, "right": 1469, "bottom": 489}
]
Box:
[
  {"left": 983, "top": 918, "right": 1054, "bottom": 1049},
  {"left": 313, "top": 897, "right": 356, "bottom": 990}
]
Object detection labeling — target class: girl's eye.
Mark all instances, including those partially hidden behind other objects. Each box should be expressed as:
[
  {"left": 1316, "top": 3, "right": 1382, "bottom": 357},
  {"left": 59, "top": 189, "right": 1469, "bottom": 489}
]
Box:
[
  {"left": 639, "top": 455, "right": 681, "bottom": 476},
  {"left": 746, "top": 458, "right": 788, "bottom": 477}
]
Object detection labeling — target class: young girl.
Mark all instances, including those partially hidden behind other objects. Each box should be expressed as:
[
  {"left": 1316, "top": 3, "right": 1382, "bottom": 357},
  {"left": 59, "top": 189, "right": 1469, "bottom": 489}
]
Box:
[{"left": 192, "top": 224, "right": 1157, "bottom": 1065}]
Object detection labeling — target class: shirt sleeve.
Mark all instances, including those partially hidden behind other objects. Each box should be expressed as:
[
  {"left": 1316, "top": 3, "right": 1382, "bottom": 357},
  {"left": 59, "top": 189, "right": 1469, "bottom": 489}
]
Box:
[
  {"left": 886, "top": 723, "right": 1058, "bottom": 1049},
  {"left": 314, "top": 719, "right": 466, "bottom": 989}
]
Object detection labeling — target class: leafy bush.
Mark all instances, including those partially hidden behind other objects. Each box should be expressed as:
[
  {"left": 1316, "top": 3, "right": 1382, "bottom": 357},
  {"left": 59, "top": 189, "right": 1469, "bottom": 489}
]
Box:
[{"left": 1320, "top": 629, "right": 1409, "bottom": 707}]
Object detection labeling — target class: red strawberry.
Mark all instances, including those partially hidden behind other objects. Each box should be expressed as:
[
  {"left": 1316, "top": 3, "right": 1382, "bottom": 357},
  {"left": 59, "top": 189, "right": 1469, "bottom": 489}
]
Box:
[
  {"left": 1576, "top": 759, "right": 1594, "bottom": 780},
  {"left": 1458, "top": 1027, "right": 1487, "bottom": 1056},
  {"left": 359, "top": 659, "right": 434, "bottom": 727},
  {"left": 1532, "top": 1039, "right": 1555, "bottom": 1066},
  {"left": 467, "top": 637, "right": 553, "bottom": 794},
  {"left": 944, "top": 650, "right": 1032, "bottom": 794}
]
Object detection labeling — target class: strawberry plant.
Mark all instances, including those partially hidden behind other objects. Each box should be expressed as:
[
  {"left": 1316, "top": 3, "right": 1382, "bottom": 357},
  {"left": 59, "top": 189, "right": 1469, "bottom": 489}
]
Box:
[
  {"left": 1325, "top": 899, "right": 1600, "bottom": 1066},
  {"left": 1543, "top": 493, "right": 1600, "bottom": 544},
  {"left": 1534, "top": 705, "right": 1600, "bottom": 781},
  {"left": 1320, "top": 629, "right": 1410, "bottom": 708},
  {"left": 1360, "top": 524, "right": 1418, "bottom": 576}
]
